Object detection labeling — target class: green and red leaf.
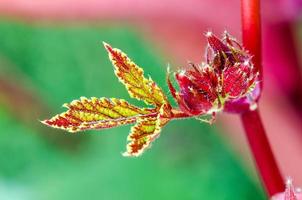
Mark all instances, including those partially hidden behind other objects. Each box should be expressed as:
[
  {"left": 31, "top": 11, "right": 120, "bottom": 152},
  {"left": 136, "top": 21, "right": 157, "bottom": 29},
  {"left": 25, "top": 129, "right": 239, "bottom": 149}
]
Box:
[
  {"left": 42, "top": 97, "right": 155, "bottom": 133},
  {"left": 103, "top": 42, "right": 168, "bottom": 107},
  {"left": 42, "top": 43, "right": 176, "bottom": 157},
  {"left": 123, "top": 103, "right": 172, "bottom": 157}
]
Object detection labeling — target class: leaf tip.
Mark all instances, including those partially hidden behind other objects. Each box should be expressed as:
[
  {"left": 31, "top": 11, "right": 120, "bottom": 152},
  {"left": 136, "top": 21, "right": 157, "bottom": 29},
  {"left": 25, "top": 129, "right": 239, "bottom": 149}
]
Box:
[
  {"left": 40, "top": 119, "right": 49, "bottom": 126},
  {"left": 122, "top": 151, "right": 141, "bottom": 157},
  {"left": 102, "top": 41, "right": 112, "bottom": 51},
  {"left": 122, "top": 152, "right": 131, "bottom": 157}
]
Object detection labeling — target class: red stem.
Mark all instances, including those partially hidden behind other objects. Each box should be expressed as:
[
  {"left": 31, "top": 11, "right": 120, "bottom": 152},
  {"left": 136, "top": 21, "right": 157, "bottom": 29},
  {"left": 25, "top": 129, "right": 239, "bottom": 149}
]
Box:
[
  {"left": 241, "top": 0, "right": 262, "bottom": 90},
  {"left": 241, "top": 110, "right": 284, "bottom": 196},
  {"left": 241, "top": 0, "right": 284, "bottom": 197}
]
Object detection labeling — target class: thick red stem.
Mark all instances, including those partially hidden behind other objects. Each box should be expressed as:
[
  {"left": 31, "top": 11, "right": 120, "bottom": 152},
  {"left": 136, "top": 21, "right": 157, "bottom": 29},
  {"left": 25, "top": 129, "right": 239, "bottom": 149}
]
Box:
[
  {"left": 241, "top": 0, "right": 284, "bottom": 197},
  {"left": 241, "top": 0, "right": 262, "bottom": 89},
  {"left": 241, "top": 110, "right": 284, "bottom": 196}
]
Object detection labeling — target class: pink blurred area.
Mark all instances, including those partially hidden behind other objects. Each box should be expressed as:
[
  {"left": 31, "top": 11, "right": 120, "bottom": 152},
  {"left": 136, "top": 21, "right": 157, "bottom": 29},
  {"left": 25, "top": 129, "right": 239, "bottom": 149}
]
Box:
[
  {"left": 0, "top": 0, "right": 302, "bottom": 188},
  {"left": 0, "top": 0, "right": 240, "bottom": 24}
]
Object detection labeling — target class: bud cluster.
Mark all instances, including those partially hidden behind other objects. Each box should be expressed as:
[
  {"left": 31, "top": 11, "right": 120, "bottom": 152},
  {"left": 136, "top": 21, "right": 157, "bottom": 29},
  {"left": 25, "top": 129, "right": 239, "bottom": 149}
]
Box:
[{"left": 168, "top": 32, "right": 260, "bottom": 118}]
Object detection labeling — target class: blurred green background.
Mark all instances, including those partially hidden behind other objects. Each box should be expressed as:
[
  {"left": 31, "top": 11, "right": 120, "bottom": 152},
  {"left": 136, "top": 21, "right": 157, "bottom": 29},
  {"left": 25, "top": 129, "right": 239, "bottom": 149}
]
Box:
[{"left": 0, "top": 20, "right": 265, "bottom": 200}]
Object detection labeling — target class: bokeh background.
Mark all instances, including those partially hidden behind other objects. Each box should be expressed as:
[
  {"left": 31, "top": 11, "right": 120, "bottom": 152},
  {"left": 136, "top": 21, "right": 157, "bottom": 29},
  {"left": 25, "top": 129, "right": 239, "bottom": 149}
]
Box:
[{"left": 0, "top": 0, "right": 301, "bottom": 199}]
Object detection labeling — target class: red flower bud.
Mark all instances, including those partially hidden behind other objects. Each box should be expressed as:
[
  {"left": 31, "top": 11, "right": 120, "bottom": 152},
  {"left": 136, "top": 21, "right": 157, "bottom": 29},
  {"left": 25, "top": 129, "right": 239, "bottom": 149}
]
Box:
[{"left": 168, "top": 32, "right": 260, "bottom": 117}]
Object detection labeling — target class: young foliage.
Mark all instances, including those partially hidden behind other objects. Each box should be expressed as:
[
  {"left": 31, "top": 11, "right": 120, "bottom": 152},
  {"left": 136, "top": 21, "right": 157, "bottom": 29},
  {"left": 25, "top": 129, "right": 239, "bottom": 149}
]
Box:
[
  {"left": 43, "top": 32, "right": 259, "bottom": 156},
  {"left": 42, "top": 97, "right": 154, "bottom": 133},
  {"left": 43, "top": 42, "right": 173, "bottom": 157},
  {"left": 103, "top": 42, "right": 168, "bottom": 107}
]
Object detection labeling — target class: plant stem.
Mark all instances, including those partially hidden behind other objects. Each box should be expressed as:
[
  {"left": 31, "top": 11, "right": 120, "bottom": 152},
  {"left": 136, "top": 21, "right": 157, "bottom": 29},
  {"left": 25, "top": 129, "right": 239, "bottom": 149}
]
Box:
[
  {"left": 241, "top": 0, "right": 262, "bottom": 90},
  {"left": 241, "top": 110, "right": 284, "bottom": 196},
  {"left": 241, "top": 0, "right": 284, "bottom": 197}
]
